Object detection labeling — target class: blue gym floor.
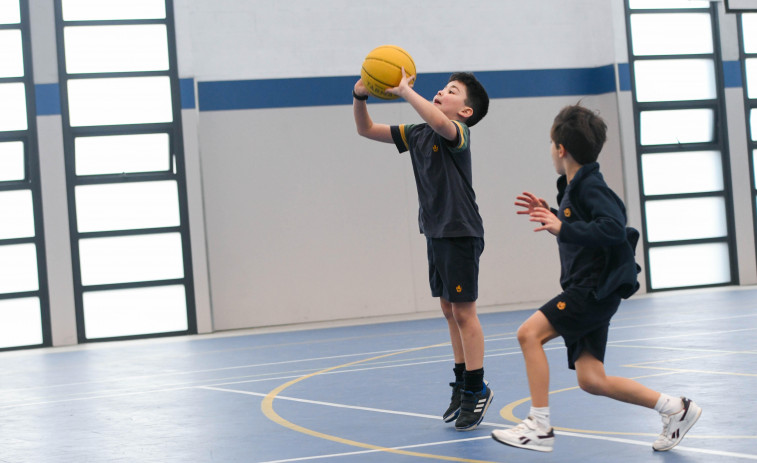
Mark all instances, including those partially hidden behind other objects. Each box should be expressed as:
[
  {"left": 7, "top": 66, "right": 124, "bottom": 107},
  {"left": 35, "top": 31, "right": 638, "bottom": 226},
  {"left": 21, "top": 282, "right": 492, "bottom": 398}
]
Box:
[{"left": 1, "top": 287, "right": 756, "bottom": 462}]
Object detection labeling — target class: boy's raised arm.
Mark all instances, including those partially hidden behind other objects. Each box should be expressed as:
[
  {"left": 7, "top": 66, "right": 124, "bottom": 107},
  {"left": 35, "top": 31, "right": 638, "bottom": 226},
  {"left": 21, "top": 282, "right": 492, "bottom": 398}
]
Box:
[
  {"left": 353, "top": 79, "right": 393, "bottom": 143},
  {"left": 387, "top": 69, "right": 458, "bottom": 141}
]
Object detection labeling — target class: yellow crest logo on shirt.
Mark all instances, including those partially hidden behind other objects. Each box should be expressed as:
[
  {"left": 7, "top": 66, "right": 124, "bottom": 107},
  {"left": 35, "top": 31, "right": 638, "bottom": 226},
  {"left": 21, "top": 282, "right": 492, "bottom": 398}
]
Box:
[
  {"left": 456, "top": 285, "right": 462, "bottom": 293},
  {"left": 433, "top": 145, "right": 439, "bottom": 152},
  {"left": 564, "top": 208, "right": 571, "bottom": 218},
  {"left": 557, "top": 301, "right": 566, "bottom": 310}
]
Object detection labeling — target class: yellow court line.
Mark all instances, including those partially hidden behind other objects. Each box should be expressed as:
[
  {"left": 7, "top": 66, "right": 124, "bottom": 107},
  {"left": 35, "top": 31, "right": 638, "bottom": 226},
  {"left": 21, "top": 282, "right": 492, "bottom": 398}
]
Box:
[{"left": 261, "top": 343, "right": 503, "bottom": 463}]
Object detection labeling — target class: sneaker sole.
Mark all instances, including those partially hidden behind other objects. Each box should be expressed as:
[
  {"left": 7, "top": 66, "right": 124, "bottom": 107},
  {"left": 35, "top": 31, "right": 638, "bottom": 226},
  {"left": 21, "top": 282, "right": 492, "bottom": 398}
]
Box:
[
  {"left": 653, "top": 406, "right": 702, "bottom": 452},
  {"left": 442, "top": 408, "right": 460, "bottom": 423},
  {"left": 491, "top": 430, "right": 554, "bottom": 453},
  {"left": 455, "top": 390, "right": 494, "bottom": 431}
]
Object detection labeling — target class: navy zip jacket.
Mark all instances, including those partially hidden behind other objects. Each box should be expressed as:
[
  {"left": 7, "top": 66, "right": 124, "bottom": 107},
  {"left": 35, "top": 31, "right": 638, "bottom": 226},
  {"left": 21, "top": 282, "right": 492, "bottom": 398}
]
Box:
[{"left": 552, "top": 162, "right": 640, "bottom": 300}]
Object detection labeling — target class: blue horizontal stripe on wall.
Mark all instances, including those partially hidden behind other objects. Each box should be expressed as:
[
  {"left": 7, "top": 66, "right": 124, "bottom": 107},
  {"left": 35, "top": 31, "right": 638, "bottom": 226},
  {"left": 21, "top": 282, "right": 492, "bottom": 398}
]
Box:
[
  {"left": 31, "top": 62, "right": 744, "bottom": 115},
  {"left": 179, "top": 78, "right": 195, "bottom": 109},
  {"left": 723, "top": 60, "right": 742, "bottom": 88},
  {"left": 35, "top": 83, "right": 60, "bottom": 116},
  {"left": 198, "top": 65, "right": 619, "bottom": 112}
]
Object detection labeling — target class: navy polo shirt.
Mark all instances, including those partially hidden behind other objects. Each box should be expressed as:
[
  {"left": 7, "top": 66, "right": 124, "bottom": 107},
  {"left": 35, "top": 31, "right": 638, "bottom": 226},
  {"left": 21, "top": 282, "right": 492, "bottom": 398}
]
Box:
[{"left": 390, "top": 122, "right": 484, "bottom": 238}]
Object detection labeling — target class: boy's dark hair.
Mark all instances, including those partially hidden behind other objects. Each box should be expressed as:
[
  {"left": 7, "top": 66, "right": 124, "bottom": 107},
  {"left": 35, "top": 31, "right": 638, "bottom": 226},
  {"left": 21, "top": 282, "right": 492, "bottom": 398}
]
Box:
[
  {"left": 551, "top": 104, "right": 607, "bottom": 164},
  {"left": 449, "top": 72, "right": 489, "bottom": 127},
  {"left": 550, "top": 104, "right": 607, "bottom": 165}
]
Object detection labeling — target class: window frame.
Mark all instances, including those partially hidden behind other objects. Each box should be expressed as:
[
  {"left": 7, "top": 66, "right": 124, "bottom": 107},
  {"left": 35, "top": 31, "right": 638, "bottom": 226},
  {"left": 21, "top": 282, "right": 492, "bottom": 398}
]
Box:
[
  {"left": 0, "top": 0, "right": 52, "bottom": 351},
  {"left": 624, "top": 2, "right": 740, "bottom": 291},
  {"left": 53, "top": 0, "right": 196, "bottom": 343}
]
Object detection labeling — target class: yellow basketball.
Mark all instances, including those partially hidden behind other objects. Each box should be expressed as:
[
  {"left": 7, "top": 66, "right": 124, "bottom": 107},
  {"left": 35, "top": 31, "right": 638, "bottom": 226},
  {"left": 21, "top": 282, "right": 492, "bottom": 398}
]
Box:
[{"left": 360, "top": 45, "right": 416, "bottom": 100}]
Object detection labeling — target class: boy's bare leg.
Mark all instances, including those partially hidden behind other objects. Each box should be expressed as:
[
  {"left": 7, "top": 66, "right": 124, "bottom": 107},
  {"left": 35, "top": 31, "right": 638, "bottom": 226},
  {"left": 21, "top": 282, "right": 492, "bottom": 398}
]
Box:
[
  {"left": 574, "top": 351, "right": 659, "bottom": 408},
  {"left": 517, "top": 311, "right": 560, "bottom": 407},
  {"left": 441, "top": 298, "right": 465, "bottom": 364},
  {"left": 450, "top": 300, "right": 484, "bottom": 370}
]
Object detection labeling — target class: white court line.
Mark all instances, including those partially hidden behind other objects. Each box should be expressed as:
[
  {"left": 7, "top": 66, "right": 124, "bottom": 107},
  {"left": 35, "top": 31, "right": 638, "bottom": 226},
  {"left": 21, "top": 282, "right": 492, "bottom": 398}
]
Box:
[
  {"left": 2, "top": 326, "right": 752, "bottom": 409},
  {"left": 1, "top": 339, "right": 743, "bottom": 409},
  {"left": 200, "top": 385, "right": 757, "bottom": 461},
  {"left": 608, "top": 327, "right": 757, "bottom": 345},
  {"left": 2, "top": 313, "right": 752, "bottom": 395},
  {"left": 610, "top": 312, "right": 757, "bottom": 331},
  {"left": 0, "top": 346, "right": 425, "bottom": 393},
  {"left": 256, "top": 436, "right": 492, "bottom": 463}
]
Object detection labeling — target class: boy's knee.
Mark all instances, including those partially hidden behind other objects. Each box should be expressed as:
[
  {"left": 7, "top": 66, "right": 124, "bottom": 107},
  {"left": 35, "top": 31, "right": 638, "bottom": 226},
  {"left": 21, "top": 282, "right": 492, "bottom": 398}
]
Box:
[
  {"left": 577, "top": 375, "right": 605, "bottom": 396},
  {"left": 516, "top": 324, "right": 535, "bottom": 346}
]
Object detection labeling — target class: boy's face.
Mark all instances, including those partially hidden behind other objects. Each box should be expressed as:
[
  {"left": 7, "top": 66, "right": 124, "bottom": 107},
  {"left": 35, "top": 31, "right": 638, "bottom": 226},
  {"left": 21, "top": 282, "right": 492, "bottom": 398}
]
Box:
[
  {"left": 433, "top": 80, "right": 472, "bottom": 121},
  {"left": 551, "top": 140, "right": 566, "bottom": 176}
]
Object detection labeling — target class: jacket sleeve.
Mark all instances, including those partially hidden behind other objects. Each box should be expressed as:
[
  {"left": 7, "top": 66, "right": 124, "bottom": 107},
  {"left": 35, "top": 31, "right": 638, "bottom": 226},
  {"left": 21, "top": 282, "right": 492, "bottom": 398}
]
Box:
[{"left": 558, "top": 184, "right": 627, "bottom": 248}]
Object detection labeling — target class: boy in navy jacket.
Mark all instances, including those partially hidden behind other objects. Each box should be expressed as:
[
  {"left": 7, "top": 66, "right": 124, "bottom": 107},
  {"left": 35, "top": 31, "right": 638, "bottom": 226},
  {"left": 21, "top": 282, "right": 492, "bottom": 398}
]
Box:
[{"left": 491, "top": 104, "right": 701, "bottom": 453}]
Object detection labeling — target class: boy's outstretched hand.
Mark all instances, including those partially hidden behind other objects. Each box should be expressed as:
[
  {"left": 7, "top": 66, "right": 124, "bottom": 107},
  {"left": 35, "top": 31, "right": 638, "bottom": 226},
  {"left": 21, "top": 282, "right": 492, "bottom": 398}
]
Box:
[
  {"left": 515, "top": 192, "right": 549, "bottom": 214},
  {"left": 385, "top": 67, "right": 416, "bottom": 99},
  {"left": 515, "top": 191, "right": 561, "bottom": 236}
]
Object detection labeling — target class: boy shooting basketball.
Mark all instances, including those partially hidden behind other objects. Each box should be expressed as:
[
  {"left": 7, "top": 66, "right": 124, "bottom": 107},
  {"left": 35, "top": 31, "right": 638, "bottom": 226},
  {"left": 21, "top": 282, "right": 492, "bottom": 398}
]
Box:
[
  {"left": 352, "top": 70, "right": 493, "bottom": 431},
  {"left": 490, "top": 104, "right": 701, "bottom": 452}
]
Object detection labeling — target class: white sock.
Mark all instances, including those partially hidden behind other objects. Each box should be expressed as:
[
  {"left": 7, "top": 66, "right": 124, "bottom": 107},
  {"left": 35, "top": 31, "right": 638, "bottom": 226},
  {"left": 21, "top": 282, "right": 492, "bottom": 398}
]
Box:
[
  {"left": 654, "top": 393, "right": 683, "bottom": 415},
  {"left": 529, "top": 406, "right": 551, "bottom": 430}
]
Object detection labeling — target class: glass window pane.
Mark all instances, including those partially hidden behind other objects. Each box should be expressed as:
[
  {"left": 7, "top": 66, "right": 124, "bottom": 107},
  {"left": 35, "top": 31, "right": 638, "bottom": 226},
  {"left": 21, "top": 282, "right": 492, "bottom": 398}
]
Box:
[
  {"left": 64, "top": 25, "right": 169, "bottom": 74},
  {"left": 67, "top": 76, "right": 173, "bottom": 127},
  {"left": 79, "top": 233, "right": 184, "bottom": 286},
  {"left": 0, "top": 29, "right": 23, "bottom": 78},
  {"left": 75, "top": 181, "right": 180, "bottom": 233},
  {"left": 742, "top": 14, "right": 757, "bottom": 53},
  {"left": 753, "top": 150, "right": 757, "bottom": 188},
  {"left": 0, "top": 82, "right": 27, "bottom": 131},
  {"left": 750, "top": 109, "right": 757, "bottom": 141},
  {"left": 641, "top": 151, "right": 723, "bottom": 195},
  {"left": 83, "top": 285, "right": 187, "bottom": 339},
  {"left": 629, "top": 0, "right": 709, "bottom": 8},
  {"left": 0, "top": 189, "right": 35, "bottom": 239},
  {"left": 640, "top": 109, "right": 714, "bottom": 145},
  {"left": 745, "top": 59, "right": 757, "bottom": 99},
  {"left": 634, "top": 59, "right": 716, "bottom": 102},
  {"left": 630, "top": 14, "right": 712, "bottom": 56},
  {"left": 0, "top": 297, "right": 42, "bottom": 348},
  {"left": 0, "top": 243, "right": 39, "bottom": 294},
  {"left": 648, "top": 243, "right": 730, "bottom": 289},
  {"left": 645, "top": 197, "right": 727, "bottom": 242},
  {"left": 0, "top": 0, "right": 20, "bottom": 24},
  {"left": 0, "top": 141, "right": 24, "bottom": 181},
  {"left": 75, "top": 133, "right": 170, "bottom": 176},
  {"left": 61, "top": 0, "right": 165, "bottom": 21}
]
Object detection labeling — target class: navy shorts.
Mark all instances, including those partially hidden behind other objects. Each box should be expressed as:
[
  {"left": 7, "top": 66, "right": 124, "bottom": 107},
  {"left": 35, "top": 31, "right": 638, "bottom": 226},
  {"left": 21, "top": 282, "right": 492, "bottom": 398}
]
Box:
[
  {"left": 426, "top": 236, "right": 484, "bottom": 303},
  {"left": 539, "top": 288, "right": 621, "bottom": 370}
]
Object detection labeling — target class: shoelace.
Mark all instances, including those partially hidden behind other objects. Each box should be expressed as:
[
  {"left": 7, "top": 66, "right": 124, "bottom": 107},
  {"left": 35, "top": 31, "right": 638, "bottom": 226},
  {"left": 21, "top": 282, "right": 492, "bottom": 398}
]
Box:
[
  {"left": 511, "top": 417, "right": 539, "bottom": 433},
  {"left": 658, "top": 413, "right": 672, "bottom": 437}
]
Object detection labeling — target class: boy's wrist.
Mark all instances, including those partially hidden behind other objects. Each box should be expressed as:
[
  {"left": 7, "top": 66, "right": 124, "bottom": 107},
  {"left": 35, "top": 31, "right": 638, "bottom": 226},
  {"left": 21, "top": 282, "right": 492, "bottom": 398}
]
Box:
[{"left": 353, "top": 90, "right": 368, "bottom": 101}]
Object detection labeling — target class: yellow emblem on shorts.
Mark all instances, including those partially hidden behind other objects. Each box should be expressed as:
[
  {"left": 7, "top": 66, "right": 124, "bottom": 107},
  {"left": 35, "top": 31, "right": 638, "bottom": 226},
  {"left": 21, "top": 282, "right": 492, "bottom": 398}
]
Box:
[
  {"left": 433, "top": 145, "right": 439, "bottom": 152},
  {"left": 456, "top": 285, "right": 462, "bottom": 293},
  {"left": 564, "top": 208, "right": 571, "bottom": 218},
  {"left": 557, "top": 301, "right": 566, "bottom": 310}
]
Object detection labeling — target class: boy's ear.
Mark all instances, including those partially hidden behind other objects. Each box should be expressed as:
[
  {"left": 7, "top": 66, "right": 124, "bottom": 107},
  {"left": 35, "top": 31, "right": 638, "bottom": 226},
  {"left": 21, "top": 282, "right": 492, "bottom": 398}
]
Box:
[
  {"left": 459, "top": 106, "right": 473, "bottom": 119},
  {"left": 557, "top": 143, "right": 567, "bottom": 158}
]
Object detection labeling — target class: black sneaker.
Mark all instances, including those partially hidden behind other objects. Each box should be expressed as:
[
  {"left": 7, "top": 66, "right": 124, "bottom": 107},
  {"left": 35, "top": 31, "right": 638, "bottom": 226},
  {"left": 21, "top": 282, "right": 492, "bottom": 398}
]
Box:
[
  {"left": 455, "top": 382, "right": 493, "bottom": 431},
  {"left": 442, "top": 381, "right": 463, "bottom": 423}
]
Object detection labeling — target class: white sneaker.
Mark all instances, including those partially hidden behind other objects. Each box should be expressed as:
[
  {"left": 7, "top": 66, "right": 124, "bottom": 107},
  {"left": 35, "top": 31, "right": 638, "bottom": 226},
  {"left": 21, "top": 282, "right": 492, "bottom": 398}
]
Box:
[
  {"left": 491, "top": 416, "right": 555, "bottom": 452},
  {"left": 653, "top": 397, "right": 702, "bottom": 451}
]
